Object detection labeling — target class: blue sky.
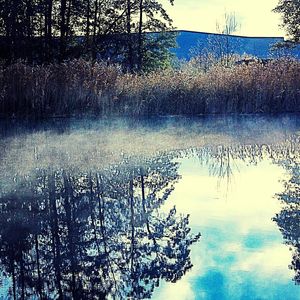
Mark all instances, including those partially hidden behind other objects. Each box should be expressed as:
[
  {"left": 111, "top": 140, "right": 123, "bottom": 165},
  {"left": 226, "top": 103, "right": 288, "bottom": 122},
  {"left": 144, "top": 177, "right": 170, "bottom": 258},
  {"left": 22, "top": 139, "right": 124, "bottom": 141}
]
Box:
[{"left": 161, "top": 0, "right": 285, "bottom": 37}]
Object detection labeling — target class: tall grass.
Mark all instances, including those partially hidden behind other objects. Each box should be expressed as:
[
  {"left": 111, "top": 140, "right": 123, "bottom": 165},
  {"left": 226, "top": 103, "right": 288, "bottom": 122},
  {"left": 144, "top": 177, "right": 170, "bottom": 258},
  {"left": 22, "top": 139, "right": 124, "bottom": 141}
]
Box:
[{"left": 0, "top": 58, "right": 299, "bottom": 118}]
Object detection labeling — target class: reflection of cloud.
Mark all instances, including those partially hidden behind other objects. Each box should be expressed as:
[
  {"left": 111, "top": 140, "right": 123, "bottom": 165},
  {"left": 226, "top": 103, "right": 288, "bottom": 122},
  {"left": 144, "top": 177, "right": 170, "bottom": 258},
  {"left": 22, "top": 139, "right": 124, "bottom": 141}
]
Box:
[
  {"left": 157, "top": 157, "right": 300, "bottom": 299},
  {"left": 154, "top": 279, "right": 195, "bottom": 300},
  {"left": 234, "top": 243, "right": 293, "bottom": 276},
  {"left": 223, "top": 242, "right": 242, "bottom": 252}
]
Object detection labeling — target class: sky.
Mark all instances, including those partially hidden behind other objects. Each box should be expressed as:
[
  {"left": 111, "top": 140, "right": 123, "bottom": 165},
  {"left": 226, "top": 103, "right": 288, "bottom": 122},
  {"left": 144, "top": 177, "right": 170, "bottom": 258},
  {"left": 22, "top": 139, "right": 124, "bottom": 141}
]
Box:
[{"left": 161, "top": 0, "right": 285, "bottom": 37}]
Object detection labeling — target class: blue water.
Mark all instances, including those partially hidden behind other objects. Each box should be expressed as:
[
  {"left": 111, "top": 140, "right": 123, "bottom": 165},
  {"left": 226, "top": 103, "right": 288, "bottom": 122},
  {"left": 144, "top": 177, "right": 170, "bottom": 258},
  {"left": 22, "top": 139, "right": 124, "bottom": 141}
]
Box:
[
  {"left": 154, "top": 156, "right": 300, "bottom": 300},
  {"left": 0, "top": 116, "right": 299, "bottom": 300}
]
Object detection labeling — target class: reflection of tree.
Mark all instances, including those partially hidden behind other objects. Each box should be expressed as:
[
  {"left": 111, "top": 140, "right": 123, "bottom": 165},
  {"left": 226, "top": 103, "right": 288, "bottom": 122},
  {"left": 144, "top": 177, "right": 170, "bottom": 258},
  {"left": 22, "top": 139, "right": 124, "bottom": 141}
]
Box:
[
  {"left": 186, "top": 138, "right": 300, "bottom": 188},
  {"left": 192, "top": 144, "right": 267, "bottom": 189},
  {"left": 192, "top": 138, "right": 300, "bottom": 285},
  {"left": 191, "top": 137, "right": 300, "bottom": 285},
  {"left": 273, "top": 159, "right": 300, "bottom": 285},
  {"left": 0, "top": 155, "right": 200, "bottom": 299}
]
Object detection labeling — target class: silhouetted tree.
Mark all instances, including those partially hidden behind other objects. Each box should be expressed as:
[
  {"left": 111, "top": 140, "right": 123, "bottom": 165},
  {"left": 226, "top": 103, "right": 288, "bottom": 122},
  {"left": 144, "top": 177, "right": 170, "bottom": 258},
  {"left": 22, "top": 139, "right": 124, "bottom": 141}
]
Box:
[
  {"left": 273, "top": 159, "right": 300, "bottom": 285},
  {"left": 0, "top": 154, "right": 200, "bottom": 299},
  {"left": 0, "top": 0, "right": 176, "bottom": 70},
  {"left": 274, "top": 0, "right": 300, "bottom": 43}
]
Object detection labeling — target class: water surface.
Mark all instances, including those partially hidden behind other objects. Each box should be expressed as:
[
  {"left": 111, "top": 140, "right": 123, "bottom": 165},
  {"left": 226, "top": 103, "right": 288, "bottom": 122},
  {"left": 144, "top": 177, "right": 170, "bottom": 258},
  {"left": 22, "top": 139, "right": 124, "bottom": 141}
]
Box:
[{"left": 0, "top": 116, "right": 299, "bottom": 299}]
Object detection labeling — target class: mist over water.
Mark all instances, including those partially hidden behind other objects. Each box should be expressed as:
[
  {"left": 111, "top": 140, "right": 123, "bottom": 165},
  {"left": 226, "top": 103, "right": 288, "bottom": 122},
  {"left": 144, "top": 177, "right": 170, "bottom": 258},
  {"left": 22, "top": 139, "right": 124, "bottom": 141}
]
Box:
[
  {"left": 1, "top": 115, "right": 299, "bottom": 174},
  {"left": 0, "top": 115, "right": 300, "bottom": 299}
]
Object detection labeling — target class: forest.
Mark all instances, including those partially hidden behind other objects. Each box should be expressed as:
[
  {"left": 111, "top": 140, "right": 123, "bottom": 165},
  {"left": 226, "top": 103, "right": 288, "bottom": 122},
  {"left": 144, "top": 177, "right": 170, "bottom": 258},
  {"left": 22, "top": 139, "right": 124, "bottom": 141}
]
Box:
[
  {"left": 0, "top": 0, "right": 176, "bottom": 71},
  {"left": 0, "top": 154, "right": 200, "bottom": 299},
  {"left": 0, "top": 0, "right": 299, "bottom": 117}
]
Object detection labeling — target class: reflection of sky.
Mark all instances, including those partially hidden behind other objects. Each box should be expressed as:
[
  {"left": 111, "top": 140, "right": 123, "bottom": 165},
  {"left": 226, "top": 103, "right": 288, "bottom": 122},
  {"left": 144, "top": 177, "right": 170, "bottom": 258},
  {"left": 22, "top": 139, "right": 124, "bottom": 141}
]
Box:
[
  {"left": 0, "top": 273, "right": 11, "bottom": 299},
  {"left": 154, "top": 156, "right": 300, "bottom": 300}
]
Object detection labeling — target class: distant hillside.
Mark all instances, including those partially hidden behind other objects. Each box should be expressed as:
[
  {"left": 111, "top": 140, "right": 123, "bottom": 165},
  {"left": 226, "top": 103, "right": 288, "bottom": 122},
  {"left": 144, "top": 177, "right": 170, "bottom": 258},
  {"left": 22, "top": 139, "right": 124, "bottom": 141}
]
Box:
[{"left": 172, "top": 30, "right": 300, "bottom": 60}]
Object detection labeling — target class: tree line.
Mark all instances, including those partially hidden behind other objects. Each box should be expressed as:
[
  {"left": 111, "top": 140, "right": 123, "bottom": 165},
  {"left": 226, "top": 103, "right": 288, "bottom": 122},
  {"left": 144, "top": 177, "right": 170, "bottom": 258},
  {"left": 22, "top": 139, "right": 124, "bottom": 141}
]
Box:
[
  {"left": 0, "top": 155, "right": 200, "bottom": 299},
  {"left": 0, "top": 0, "right": 176, "bottom": 71},
  {"left": 1, "top": 0, "right": 299, "bottom": 71}
]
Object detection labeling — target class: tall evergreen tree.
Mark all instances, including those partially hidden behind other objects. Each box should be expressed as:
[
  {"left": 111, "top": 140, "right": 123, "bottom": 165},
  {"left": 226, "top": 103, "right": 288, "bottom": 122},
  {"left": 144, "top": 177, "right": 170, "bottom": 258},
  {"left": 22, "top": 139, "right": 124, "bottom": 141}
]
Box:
[
  {"left": 274, "top": 0, "right": 300, "bottom": 43},
  {"left": 0, "top": 0, "right": 177, "bottom": 70}
]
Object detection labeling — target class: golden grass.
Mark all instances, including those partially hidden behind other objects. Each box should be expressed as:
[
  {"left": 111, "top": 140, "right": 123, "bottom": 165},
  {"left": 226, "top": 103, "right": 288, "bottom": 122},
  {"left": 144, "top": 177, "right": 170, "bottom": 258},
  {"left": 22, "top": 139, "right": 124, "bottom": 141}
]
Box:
[{"left": 0, "top": 58, "right": 299, "bottom": 117}]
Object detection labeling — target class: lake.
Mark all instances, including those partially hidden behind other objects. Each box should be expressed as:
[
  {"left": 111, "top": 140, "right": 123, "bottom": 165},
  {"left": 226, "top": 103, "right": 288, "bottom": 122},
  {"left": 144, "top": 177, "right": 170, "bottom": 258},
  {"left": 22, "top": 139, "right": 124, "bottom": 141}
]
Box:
[{"left": 0, "top": 115, "right": 299, "bottom": 300}]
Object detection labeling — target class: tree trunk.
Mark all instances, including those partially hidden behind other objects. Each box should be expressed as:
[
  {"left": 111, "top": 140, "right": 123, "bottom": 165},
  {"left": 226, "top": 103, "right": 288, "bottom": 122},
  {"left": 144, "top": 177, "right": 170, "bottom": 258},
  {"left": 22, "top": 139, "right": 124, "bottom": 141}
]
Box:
[
  {"left": 45, "top": 0, "right": 53, "bottom": 61},
  {"left": 60, "top": 0, "right": 67, "bottom": 60},
  {"left": 129, "top": 179, "right": 135, "bottom": 274},
  {"left": 137, "top": 0, "right": 143, "bottom": 71},
  {"left": 126, "top": 0, "right": 133, "bottom": 71},
  {"left": 11, "top": 258, "right": 16, "bottom": 300},
  {"left": 49, "top": 173, "right": 63, "bottom": 299},
  {"left": 35, "top": 234, "right": 43, "bottom": 299},
  {"left": 62, "top": 171, "right": 77, "bottom": 299},
  {"left": 92, "top": 0, "right": 99, "bottom": 59}
]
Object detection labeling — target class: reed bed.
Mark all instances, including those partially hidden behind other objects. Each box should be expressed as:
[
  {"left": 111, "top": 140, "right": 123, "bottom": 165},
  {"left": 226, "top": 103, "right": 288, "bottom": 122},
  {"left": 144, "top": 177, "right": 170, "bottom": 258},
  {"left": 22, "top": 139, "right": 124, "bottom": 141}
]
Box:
[{"left": 0, "top": 58, "right": 299, "bottom": 118}]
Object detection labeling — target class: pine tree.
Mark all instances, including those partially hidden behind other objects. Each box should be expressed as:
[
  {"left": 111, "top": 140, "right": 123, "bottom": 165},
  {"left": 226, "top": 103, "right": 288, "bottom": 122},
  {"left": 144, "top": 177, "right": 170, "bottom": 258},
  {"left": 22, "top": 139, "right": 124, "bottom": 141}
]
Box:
[{"left": 274, "top": 0, "right": 300, "bottom": 43}]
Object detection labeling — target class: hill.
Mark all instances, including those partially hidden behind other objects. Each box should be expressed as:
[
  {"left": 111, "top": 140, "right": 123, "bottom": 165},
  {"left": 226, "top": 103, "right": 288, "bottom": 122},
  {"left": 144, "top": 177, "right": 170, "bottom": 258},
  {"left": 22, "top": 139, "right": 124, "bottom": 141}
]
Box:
[{"left": 172, "top": 30, "right": 300, "bottom": 60}]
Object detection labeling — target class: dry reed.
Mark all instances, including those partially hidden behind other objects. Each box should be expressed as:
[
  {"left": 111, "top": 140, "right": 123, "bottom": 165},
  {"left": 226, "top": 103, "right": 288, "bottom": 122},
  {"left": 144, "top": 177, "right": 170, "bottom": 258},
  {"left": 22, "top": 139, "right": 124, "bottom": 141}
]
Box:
[{"left": 0, "top": 58, "right": 299, "bottom": 118}]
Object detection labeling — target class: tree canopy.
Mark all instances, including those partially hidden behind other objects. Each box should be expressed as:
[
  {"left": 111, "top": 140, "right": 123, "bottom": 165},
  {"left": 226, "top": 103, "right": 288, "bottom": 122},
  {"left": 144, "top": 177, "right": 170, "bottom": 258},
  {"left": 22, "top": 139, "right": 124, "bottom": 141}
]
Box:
[
  {"left": 0, "top": 155, "right": 200, "bottom": 299},
  {"left": 0, "top": 0, "right": 176, "bottom": 71},
  {"left": 274, "top": 0, "right": 300, "bottom": 43}
]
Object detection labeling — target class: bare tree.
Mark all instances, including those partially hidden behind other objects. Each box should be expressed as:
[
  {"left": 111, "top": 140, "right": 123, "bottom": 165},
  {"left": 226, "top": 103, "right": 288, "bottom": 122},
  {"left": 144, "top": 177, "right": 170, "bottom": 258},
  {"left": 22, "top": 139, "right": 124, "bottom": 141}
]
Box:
[
  {"left": 212, "top": 12, "right": 241, "bottom": 66},
  {"left": 189, "top": 12, "right": 241, "bottom": 70}
]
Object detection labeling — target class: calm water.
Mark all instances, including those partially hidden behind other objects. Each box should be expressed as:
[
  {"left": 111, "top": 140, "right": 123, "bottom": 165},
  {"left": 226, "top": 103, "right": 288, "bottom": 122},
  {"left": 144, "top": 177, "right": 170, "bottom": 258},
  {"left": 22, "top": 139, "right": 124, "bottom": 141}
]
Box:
[{"left": 0, "top": 116, "right": 299, "bottom": 300}]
